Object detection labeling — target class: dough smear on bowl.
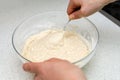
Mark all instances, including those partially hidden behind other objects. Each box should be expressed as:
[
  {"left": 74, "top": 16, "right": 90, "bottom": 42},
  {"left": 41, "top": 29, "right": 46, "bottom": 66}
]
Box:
[{"left": 22, "top": 29, "right": 90, "bottom": 62}]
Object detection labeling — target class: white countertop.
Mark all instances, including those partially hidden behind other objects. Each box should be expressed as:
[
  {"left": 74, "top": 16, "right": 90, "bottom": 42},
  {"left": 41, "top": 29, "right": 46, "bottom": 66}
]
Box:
[{"left": 0, "top": 0, "right": 120, "bottom": 80}]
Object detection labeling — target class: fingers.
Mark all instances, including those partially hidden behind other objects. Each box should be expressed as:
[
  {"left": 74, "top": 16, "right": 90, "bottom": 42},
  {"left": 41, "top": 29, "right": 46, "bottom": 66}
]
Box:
[
  {"left": 34, "top": 77, "right": 40, "bottom": 80},
  {"left": 23, "top": 58, "right": 64, "bottom": 73},
  {"left": 67, "top": 0, "right": 75, "bottom": 15},
  {"left": 34, "top": 75, "right": 42, "bottom": 80},
  {"left": 67, "top": 0, "right": 80, "bottom": 15},
  {"left": 23, "top": 62, "right": 42, "bottom": 73},
  {"left": 69, "top": 10, "right": 82, "bottom": 19},
  {"left": 45, "top": 58, "right": 62, "bottom": 62},
  {"left": 69, "top": 6, "right": 91, "bottom": 20}
]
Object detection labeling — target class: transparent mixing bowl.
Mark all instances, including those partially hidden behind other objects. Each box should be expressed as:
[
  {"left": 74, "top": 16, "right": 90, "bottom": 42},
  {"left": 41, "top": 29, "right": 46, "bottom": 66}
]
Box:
[{"left": 12, "top": 11, "right": 99, "bottom": 67}]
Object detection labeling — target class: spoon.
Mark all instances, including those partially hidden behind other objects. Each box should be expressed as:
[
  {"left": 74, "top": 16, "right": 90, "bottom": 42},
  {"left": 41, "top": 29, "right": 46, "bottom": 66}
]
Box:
[{"left": 63, "top": 19, "right": 71, "bottom": 30}]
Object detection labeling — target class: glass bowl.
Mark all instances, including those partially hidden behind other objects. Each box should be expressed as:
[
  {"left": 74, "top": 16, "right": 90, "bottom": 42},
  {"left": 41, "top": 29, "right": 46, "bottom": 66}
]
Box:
[{"left": 12, "top": 11, "right": 99, "bottom": 67}]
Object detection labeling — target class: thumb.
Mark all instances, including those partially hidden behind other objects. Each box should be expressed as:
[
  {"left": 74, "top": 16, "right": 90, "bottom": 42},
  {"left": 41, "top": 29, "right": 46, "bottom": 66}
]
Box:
[
  {"left": 23, "top": 62, "right": 42, "bottom": 73},
  {"left": 69, "top": 10, "right": 83, "bottom": 20}
]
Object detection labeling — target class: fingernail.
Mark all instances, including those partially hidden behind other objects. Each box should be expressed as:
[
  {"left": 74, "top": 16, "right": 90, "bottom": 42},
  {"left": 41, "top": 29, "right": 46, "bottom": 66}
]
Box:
[
  {"left": 23, "top": 63, "right": 31, "bottom": 71},
  {"left": 69, "top": 14, "right": 74, "bottom": 20}
]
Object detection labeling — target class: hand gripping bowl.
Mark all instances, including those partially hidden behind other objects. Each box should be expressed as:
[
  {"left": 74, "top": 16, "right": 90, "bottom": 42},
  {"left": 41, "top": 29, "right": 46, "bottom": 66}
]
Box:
[{"left": 12, "top": 11, "right": 99, "bottom": 67}]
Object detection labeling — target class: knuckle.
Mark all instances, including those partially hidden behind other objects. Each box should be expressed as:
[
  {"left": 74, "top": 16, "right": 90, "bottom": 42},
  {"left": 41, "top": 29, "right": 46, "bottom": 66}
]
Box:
[
  {"left": 80, "top": 9, "right": 88, "bottom": 17},
  {"left": 48, "top": 58, "right": 60, "bottom": 61}
]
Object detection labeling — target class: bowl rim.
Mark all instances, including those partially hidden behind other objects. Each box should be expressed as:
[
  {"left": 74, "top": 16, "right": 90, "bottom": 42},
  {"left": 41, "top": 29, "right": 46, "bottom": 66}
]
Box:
[{"left": 12, "top": 11, "right": 99, "bottom": 63}]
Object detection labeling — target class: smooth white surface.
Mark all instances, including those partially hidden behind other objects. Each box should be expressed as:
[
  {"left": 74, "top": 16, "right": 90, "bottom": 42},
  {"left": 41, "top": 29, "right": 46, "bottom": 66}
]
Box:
[{"left": 0, "top": 0, "right": 120, "bottom": 80}]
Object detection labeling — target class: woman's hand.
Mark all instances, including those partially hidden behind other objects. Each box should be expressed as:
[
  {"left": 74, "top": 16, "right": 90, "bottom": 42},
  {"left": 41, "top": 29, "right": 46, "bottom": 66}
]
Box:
[
  {"left": 67, "top": 0, "right": 116, "bottom": 19},
  {"left": 23, "top": 58, "right": 86, "bottom": 80}
]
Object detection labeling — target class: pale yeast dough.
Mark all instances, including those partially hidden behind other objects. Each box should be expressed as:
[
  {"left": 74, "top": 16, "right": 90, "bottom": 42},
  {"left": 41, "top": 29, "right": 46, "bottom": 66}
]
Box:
[{"left": 22, "top": 29, "right": 90, "bottom": 62}]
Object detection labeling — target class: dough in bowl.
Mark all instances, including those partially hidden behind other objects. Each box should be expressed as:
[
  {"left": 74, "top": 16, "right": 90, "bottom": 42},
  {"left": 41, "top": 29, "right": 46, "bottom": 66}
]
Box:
[{"left": 22, "top": 29, "right": 90, "bottom": 63}]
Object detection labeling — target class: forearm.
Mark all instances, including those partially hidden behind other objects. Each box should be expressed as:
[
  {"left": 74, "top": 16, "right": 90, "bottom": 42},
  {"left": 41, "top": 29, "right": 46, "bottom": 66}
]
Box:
[{"left": 101, "top": 0, "right": 117, "bottom": 6}]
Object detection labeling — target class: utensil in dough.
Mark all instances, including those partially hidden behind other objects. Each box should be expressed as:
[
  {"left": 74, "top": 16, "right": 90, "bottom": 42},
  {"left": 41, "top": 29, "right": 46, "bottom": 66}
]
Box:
[{"left": 63, "top": 19, "right": 71, "bottom": 30}]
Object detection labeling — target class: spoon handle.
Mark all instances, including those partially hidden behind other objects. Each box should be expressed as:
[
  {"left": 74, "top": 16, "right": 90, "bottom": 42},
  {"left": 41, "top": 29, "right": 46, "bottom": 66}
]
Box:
[{"left": 64, "top": 19, "right": 71, "bottom": 30}]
